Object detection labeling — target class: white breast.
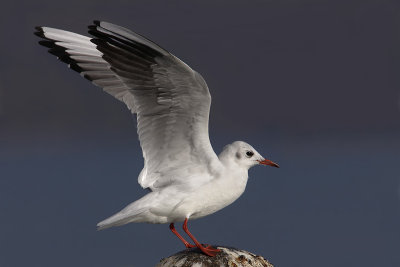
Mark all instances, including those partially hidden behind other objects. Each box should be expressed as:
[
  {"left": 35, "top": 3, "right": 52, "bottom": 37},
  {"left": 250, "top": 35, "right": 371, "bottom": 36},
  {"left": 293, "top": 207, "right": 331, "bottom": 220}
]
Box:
[{"left": 171, "top": 168, "right": 249, "bottom": 221}]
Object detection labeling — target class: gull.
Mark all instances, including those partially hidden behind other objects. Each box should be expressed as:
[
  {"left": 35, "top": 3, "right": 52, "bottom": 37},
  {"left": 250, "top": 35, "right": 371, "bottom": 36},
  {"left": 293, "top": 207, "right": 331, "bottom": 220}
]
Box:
[{"left": 34, "top": 21, "right": 279, "bottom": 257}]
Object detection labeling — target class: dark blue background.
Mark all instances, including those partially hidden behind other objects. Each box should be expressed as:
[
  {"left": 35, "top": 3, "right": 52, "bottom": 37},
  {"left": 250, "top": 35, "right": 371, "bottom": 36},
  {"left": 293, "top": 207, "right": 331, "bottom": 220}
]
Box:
[{"left": 1, "top": 1, "right": 400, "bottom": 266}]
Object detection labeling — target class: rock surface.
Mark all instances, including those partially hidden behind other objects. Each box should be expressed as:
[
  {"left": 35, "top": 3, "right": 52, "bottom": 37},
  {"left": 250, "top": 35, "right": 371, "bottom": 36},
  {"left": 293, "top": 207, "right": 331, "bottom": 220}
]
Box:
[{"left": 156, "top": 246, "right": 274, "bottom": 267}]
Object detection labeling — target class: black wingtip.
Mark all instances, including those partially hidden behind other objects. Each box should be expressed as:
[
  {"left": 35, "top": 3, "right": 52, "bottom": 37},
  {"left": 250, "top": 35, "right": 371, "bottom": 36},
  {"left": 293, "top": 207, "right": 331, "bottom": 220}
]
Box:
[
  {"left": 38, "top": 40, "right": 55, "bottom": 48},
  {"left": 88, "top": 25, "right": 97, "bottom": 31},
  {"left": 34, "top": 26, "right": 45, "bottom": 38},
  {"left": 34, "top": 31, "right": 43, "bottom": 38},
  {"left": 93, "top": 20, "right": 101, "bottom": 26},
  {"left": 69, "top": 62, "right": 83, "bottom": 73},
  {"left": 90, "top": 38, "right": 103, "bottom": 46}
]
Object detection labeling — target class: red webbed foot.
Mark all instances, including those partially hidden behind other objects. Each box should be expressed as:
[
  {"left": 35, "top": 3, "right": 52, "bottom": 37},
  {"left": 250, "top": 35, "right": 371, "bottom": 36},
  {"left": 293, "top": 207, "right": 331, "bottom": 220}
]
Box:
[{"left": 197, "top": 244, "right": 221, "bottom": 256}]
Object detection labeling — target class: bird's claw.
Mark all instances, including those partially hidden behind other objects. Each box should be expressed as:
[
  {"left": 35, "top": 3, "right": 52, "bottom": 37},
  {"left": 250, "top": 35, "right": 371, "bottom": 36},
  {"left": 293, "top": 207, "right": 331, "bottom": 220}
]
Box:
[
  {"left": 204, "top": 245, "right": 220, "bottom": 252},
  {"left": 199, "top": 245, "right": 221, "bottom": 256},
  {"left": 185, "top": 243, "right": 196, "bottom": 248},
  {"left": 185, "top": 243, "right": 220, "bottom": 255}
]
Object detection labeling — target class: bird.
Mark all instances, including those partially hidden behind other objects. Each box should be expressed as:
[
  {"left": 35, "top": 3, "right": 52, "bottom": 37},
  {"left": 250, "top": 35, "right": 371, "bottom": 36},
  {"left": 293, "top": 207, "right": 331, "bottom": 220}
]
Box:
[{"left": 34, "top": 21, "right": 279, "bottom": 257}]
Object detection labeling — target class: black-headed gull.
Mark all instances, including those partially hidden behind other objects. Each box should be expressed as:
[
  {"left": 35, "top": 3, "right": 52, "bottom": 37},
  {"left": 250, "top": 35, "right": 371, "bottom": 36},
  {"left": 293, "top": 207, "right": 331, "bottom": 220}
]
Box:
[{"left": 35, "top": 21, "right": 279, "bottom": 257}]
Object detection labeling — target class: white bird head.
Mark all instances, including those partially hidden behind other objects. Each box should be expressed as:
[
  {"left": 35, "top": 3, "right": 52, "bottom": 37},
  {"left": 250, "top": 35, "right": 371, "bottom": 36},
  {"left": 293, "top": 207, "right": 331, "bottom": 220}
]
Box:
[{"left": 219, "top": 141, "right": 279, "bottom": 170}]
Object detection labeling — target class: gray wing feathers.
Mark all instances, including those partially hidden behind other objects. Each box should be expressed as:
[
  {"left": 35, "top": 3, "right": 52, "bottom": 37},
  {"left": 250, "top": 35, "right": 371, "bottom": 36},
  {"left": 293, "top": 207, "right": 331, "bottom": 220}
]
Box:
[{"left": 36, "top": 21, "right": 218, "bottom": 191}]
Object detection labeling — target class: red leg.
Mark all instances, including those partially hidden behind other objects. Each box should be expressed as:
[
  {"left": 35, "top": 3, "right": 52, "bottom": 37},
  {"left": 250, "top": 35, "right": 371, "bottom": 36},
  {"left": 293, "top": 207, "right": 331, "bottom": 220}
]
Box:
[
  {"left": 182, "top": 218, "right": 221, "bottom": 257},
  {"left": 169, "top": 223, "right": 196, "bottom": 248}
]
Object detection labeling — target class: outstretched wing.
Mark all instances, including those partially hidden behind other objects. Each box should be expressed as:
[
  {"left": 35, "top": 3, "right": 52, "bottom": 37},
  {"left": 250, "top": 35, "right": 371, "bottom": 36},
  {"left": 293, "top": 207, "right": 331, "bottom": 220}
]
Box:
[{"left": 35, "top": 21, "right": 221, "bottom": 191}]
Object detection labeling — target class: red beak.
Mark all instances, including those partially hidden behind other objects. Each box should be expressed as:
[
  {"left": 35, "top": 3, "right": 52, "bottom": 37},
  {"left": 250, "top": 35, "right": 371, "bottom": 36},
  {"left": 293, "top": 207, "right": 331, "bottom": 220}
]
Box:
[{"left": 258, "top": 159, "right": 280, "bottom": 168}]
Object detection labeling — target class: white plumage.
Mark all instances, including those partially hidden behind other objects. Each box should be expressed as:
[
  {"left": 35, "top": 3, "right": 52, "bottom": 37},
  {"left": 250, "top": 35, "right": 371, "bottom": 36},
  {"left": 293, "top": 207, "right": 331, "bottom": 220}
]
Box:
[{"left": 35, "top": 21, "right": 278, "bottom": 256}]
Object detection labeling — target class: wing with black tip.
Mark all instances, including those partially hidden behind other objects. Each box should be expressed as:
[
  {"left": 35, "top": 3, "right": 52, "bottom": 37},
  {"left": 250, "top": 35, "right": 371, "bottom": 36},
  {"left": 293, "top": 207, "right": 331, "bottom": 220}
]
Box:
[{"left": 35, "top": 21, "right": 221, "bottom": 191}]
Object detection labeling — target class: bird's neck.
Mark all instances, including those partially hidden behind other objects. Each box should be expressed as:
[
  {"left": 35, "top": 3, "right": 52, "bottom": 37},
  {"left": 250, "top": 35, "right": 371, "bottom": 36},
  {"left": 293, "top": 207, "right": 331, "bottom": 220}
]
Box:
[
  {"left": 218, "top": 157, "right": 249, "bottom": 181},
  {"left": 218, "top": 152, "right": 249, "bottom": 174},
  {"left": 219, "top": 160, "right": 249, "bottom": 197}
]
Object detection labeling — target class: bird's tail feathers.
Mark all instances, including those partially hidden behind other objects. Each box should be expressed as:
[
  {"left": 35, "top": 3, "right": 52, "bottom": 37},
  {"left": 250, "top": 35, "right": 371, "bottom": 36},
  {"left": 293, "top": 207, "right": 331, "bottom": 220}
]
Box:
[{"left": 97, "top": 207, "right": 148, "bottom": 230}]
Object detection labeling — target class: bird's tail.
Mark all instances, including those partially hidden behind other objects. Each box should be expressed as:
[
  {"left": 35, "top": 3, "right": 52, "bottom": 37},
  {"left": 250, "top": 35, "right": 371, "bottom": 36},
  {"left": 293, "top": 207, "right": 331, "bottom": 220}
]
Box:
[
  {"left": 97, "top": 214, "right": 130, "bottom": 230},
  {"left": 97, "top": 201, "right": 149, "bottom": 230},
  {"left": 97, "top": 208, "right": 148, "bottom": 230},
  {"left": 97, "top": 190, "right": 161, "bottom": 230}
]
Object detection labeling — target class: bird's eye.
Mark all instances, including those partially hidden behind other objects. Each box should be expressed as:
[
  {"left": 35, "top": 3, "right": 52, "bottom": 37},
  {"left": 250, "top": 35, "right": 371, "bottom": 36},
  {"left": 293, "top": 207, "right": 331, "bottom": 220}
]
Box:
[{"left": 246, "top": 151, "right": 254, "bottom": 158}]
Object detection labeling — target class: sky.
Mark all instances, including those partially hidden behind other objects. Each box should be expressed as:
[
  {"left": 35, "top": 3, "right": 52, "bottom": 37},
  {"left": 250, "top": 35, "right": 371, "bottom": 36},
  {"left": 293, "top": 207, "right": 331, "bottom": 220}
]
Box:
[{"left": 1, "top": 0, "right": 400, "bottom": 266}]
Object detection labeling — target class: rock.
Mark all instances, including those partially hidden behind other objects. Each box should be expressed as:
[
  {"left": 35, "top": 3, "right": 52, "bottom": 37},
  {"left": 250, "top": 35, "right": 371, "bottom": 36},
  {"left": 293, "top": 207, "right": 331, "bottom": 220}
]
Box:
[{"left": 156, "top": 246, "right": 274, "bottom": 267}]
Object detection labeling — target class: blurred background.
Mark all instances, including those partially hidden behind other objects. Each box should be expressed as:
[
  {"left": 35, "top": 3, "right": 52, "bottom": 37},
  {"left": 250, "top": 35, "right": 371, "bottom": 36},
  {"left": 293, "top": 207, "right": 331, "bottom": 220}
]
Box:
[{"left": 1, "top": 0, "right": 400, "bottom": 266}]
